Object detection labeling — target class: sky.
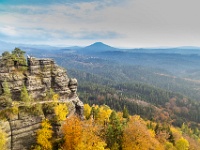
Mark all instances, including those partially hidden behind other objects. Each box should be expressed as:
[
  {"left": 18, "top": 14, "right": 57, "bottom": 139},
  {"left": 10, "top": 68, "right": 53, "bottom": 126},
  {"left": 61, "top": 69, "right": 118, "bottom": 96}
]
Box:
[{"left": 0, "top": 0, "right": 200, "bottom": 48}]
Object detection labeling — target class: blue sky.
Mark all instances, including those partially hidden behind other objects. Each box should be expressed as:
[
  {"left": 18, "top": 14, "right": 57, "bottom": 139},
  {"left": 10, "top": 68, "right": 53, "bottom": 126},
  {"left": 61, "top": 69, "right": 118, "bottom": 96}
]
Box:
[{"left": 0, "top": 0, "right": 200, "bottom": 48}]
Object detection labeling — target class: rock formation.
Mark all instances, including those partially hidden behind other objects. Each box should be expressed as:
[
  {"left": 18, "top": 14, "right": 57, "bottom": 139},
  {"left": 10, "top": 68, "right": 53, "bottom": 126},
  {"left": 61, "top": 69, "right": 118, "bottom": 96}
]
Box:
[
  {"left": 0, "top": 55, "right": 83, "bottom": 106},
  {"left": 0, "top": 54, "right": 84, "bottom": 150}
]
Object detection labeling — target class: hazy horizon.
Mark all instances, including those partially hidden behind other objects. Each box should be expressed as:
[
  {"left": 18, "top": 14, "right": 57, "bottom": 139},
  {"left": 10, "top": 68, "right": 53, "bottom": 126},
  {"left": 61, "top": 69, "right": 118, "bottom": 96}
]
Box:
[{"left": 1, "top": 0, "right": 200, "bottom": 48}]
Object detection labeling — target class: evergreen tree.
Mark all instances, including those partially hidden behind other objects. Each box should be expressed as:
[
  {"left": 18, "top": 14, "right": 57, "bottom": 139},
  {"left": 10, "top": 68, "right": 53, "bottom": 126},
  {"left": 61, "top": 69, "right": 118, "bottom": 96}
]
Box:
[
  {"left": 3, "top": 80, "right": 11, "bottom": 98},
  {"left": 168, "top": 131, "right": 175, "bottom": 145},
  {"left": 122, "top": 106, "right": 129, "bottom": 120},
  {"left": 20, "top": 85, "right": 30, "bottom": 104},
  {"left": 11, "top": 48, "right": 26, "bottom": 66},
  {"left": 45, "top": 88, "right": 55, "bottom": 100},
  {"left": 0, "top": 80, "right": 12, "bottom": 107},
  {"left": 106, "top": 111, "right": 123, "bottom": 150}
]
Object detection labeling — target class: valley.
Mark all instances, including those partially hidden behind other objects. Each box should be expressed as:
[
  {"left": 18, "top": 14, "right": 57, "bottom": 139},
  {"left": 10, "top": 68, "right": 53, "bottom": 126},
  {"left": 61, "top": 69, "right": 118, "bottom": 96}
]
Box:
[
  {"left": 1, "top": 43, "right": 200, "bottom": 149},
  {"left": 10, "top": 42, "right": 200, "bottom": 126}
]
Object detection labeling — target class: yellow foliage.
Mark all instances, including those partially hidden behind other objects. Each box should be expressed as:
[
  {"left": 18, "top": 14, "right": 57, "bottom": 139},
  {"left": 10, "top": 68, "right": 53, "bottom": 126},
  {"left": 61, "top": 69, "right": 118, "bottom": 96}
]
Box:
[
  {"left": 97, "top": 105, "right": 112, "bottom": 124},
  {"left": 132, "top": 115, "right": 141, "bottom": 121},
  {"left": 76, "top": 119, "right": 108, "bottom": 150},
  {"left": 36, "top": 119, "right": 53, "bottom": 150},
  {"left": 52, "top": 94, "right": 59, "bottom": 102},
  {"left": 175, "top": 137, "right": 189, "bottom": 150},
  {"left": 76, "top": 142, "right": 108, "bottom": 150},
  {"left": 89, "top": 104, "right": 112, "bottom": 125},
  {"left": 165, "top": 142, "right": 176, "bottom": 150},
  {"left": 84, "top": 104, "right": 91, "bottom": 119},
  {"left": 54, "top": 103, "right": 68, "bottom": 121},
  {"left": 170, "top": 127, "right": 182, "bottom": 141},
  {"left": 184, "top": 135, "right": 200, "bottom": 150},
  {"left": 149, "top": 129, "right": 156, "bottom": 138},
  {"left": 0, "top": 127, "right": 7, "bottom": 150},
  {"left": 94, "top": 105, "right": 99, "bottom": 109}
]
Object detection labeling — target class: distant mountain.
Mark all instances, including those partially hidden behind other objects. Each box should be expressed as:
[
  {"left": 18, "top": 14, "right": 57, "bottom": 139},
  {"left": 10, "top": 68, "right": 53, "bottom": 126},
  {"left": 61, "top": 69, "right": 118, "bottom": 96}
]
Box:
[
  {"left": 1, "top": 40, "right": 200, "bottom": 56},
  {"left": 78, "top": 42, "right": 119, "bottom": 54}
]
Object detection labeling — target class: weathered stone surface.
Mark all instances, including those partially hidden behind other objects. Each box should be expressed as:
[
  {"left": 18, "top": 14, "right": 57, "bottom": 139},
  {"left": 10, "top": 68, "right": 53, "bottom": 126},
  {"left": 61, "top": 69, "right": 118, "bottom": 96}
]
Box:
[
  {"left": 0, "top": 56, "right": 73, "bottom": 101},
  {"left": 0, "top": 55, "right": 84, "bottom": 150},
  {"left": 10, "top": 116, "right": 44, "bottom": 150},
  {"left": 68, "top": 78, "right": 84, "bottom": 119}
]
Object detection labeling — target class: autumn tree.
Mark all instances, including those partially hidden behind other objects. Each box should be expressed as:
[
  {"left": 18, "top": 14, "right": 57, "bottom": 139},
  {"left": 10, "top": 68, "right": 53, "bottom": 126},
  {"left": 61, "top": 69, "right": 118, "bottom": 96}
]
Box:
[
  {"left": 35, "top": 119, "right": 53, "bottom": 150},
  {"left": 54, "top": 103, "right": 68, "bottom": 121},
  {"left": 175, "top": 137, "right": 189, "bottom": 150},
  {"left": 184, "top": 135, "right": 200, "bottom": 150},
  {"left": 0, "top": 127, "right": 7, "bottom": 150},
  {"left": 122, "top": 116, "right": 163, "bottom": 150},
  {"left": 91, "top": 105, "right": 100, "bottom": 121},
  {"left": 97, "top": 105, "right": 112, "bottom": 125},
  {"left": 52, "top": 94, "right": 59, "bottom": 102},
  {"left": 62, "top": 116, "right": 82, "bottom": 150},
  {"left": 89, "top": 105, "right": 112, "bottom": 125},
  {"left": 76, "top": 119, "right": 108, "bottom": 150},
  {"left": 165, "top": 142, "right": 176, "bottom": 150},
  {"left": 83, "top": 104, "right": 92, "bottom": 120}
]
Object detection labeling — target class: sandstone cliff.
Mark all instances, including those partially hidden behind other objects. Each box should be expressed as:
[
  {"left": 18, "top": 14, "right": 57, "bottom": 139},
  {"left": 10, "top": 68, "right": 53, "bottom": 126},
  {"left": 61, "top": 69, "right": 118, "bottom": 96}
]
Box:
[{"left": 0, "top": 51, "right": 84, "bottom": 150}]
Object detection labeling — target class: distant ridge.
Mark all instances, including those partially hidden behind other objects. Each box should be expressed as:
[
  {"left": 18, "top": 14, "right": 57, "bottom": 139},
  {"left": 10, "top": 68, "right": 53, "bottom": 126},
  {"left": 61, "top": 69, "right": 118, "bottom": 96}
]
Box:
[{"left": 81, "top": 42, "right": 118, "bottom": 53}]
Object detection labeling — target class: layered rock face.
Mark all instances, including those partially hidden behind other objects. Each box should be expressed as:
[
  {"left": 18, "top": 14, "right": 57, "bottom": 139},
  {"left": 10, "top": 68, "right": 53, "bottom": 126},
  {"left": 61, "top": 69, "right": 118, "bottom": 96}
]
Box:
[
  {"left": 0, "top": 106, "right": 45, "bottom": 150},
  {"left": 0, "top": 56, "right": 82, "bottom": 102},
  {"left": 0, "top": 56, "right": 84, "bottom": 150},
  {"left": 26, "top": 57, "right": 72, "bottom": 100}
]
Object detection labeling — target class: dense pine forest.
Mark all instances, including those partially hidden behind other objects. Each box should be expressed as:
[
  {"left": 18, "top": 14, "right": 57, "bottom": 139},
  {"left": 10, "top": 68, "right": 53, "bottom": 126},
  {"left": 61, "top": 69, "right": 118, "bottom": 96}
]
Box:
[{"left": 68, "top": 69, "right": 200, "bottom": 127}]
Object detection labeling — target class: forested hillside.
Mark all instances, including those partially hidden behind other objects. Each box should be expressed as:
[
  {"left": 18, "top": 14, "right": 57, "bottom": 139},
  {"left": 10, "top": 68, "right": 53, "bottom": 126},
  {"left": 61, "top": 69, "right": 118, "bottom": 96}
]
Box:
[
  {"left": 19, "top": 45, "right": 200, "bottom": 129},
  {"left": 68, "top": 69, "right": 200, "bottom": 128},
  {"left": 1, "top": 45, "right": 200, "bottom": 149},
  {"left": 58, "top": 103, "right": 200, "bottom": 150}
]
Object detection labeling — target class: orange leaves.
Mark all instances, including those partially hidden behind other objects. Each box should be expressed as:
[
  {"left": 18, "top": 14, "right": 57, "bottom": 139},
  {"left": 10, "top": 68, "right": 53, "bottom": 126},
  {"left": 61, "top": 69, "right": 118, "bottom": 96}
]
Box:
[
  {"left": 60, "top": 104, "right": 198, "bottom": 150},
  {"left": 62, "top": 116, "right": 82, "bottom": 150},
  {"left": 122, "top": 116, "right": 163, "bottom": 150},
  {"left": 76, "top": 119, "right": 108, "bottom": 150},
  {"left": 62, "top": 115, "right": 108, "bottom": 150}
]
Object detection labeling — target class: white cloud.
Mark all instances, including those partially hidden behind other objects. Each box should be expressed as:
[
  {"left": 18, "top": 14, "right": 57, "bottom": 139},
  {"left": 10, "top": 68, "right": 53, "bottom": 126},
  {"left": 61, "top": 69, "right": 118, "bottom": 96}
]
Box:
[
  {"left": 0, "top": 26, "right": 18, "bottom": 36},
  {"left": 0, "top": 0, "right": 200, "bottom": 47}
]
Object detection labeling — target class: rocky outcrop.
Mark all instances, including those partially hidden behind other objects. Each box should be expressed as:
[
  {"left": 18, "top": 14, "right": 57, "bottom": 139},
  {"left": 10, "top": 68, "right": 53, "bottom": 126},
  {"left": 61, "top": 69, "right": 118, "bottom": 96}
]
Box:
[
  {"left": 0, "top": 56, "right": 83, "bottom": 105},
  {"left": 0, "top": 55, "right": 84, "bottom": 150}
]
